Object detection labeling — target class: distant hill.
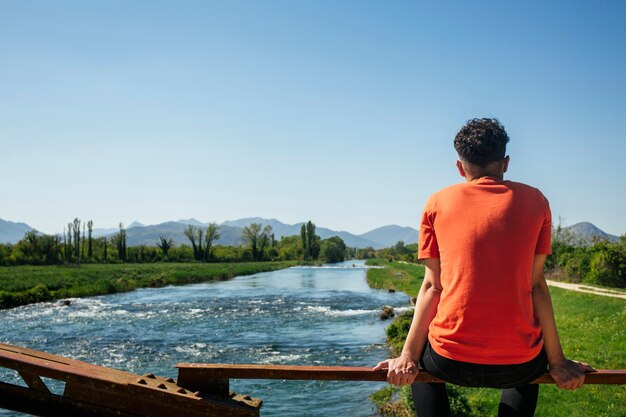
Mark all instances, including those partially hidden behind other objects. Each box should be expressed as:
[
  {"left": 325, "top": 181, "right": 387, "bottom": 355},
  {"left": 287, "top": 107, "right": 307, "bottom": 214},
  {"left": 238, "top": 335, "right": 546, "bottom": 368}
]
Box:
[
  {"left": 222, "top": 217, "right": 301, "bottom": 239},
  {"left": 561, "top": 222, "right": 620, "bottom": 244},
  {"left": 315, "top": 227, "right": 380, "bottom": 248},
  {"left": 220, "top": 218, "right": 381, "bottom": 248},
  {"left": 92, "top": 227, "right": 120, "bottom": 237},
  {"left": 177, "top": 218, "right": 207, "bottom": 227},
  {"left": 221, "top": 217, "right": 273, "bottom": 229},
  {"left": 358, "top": 225, "right": 418, "bottom": 248},
  {"left": 0, "top": 218, "right": 35, "bottom": 244},
  {"left": 124, "top": 222, "right": 243, "bottom": 247},
  {"left": 122, "top": 217, "right": 386, "bottom": 248}
]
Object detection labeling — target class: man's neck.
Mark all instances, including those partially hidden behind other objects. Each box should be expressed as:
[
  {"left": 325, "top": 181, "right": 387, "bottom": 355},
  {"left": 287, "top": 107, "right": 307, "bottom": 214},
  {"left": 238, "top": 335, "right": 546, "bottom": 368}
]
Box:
[{"left": 465, "top": 173, "right": 504, "bottom": 182}]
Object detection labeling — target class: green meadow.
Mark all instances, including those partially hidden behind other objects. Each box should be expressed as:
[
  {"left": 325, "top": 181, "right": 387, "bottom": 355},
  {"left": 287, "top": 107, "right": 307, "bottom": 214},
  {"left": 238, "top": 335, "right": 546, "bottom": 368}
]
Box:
[
  {"left": 0, "top": 261, "right": 297, "bottom": 309},
  {"left": 366, "top": 260, "right": 626, "bottom": 417}
]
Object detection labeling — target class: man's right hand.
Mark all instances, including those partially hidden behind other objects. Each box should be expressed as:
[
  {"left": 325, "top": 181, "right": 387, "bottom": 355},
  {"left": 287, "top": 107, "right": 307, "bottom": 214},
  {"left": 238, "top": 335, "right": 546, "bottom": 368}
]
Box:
[
  {"left": 373, "top": 354, "right": 419, "bottom": 386},
  {"left": 549, "top": 359, "right": 595, "bottom": 390}
]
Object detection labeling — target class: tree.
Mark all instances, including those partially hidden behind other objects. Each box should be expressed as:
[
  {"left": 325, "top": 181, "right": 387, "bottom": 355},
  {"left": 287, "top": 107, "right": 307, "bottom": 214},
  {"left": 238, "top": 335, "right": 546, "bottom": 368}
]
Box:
[
  {"left": 310, "top": 235, "right": 321, "bottom": 260},
  {"left": 300, "top": 224, "right": 308, "bottom": 258},
  {"left": 71, "top": 218, "right": 81, "bottom": 264},
  {"left": 87, "top": 220, "right": 94, "bottom": 259},
  {"left": 184, "top": 225, "right": 206, "bottom": 261},
  {"left": 12, "top": 231, "right": 61, "bottom": 265},
  {"left": 65, "top": 222, "right": 75, "bottom": 262},
  {"left": 68, "top": 217, "right": 81, "bottom": 264},
  {"left": 276, "top": 235, "right": 301, "bottom": 260},
  {"left": 320, "top": 236, "right": 347, "bottom": 263},
  {"left": 184, "top": 225, "right": 199, "bottom": 259},
  {"left": 258, "top": 225, "right": 273, "bottom": 260},
  {"left": 587, "top": 241, "right": 626, "bottom": 287},
  {"left": 242, "top": 223, "right": 262, "bottom": 261},
  {"left": 81, "top": 222, "right": 86, "bottom": 261},
  {"left": 393, "top": 241, "right": 406, "bottom": 255},
  {"left": 355, "top": 246, "right": 376, "bottom": 259},
  {"left": 241, "top": 223, "right": 272, "bottom": 261},
  {"left": 203, "top": 223, "right": 221, "bottom": 262},
  {"left": 114, "top": 223, "right": 127, "bottom": 261},
  {"left": 0, "top": 243, "right": 12, "bottom": 266},
  {"left": 300, "top": 220, "right": 320, "bottom": 260},
  {"left": 157, "top": 236, "right": 175, "bottom": 258},
  {"left": 63, "top": 226, "right": 70, "bottom": 262},
  {"left": 306, "top": 221, "right": 316, "bottom": 257}
]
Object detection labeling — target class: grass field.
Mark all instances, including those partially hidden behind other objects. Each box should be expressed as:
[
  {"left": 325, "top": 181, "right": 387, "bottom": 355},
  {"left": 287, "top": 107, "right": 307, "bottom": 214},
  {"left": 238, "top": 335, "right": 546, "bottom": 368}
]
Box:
[
  {"left": 366, "top": 259, "right": 626, "bottom": 417},
  {"left": 0, "top": 261, "right": 297, "bottom": 309},
  {"left": 365, "top": 259, "right": 425, "bottom": 296}
]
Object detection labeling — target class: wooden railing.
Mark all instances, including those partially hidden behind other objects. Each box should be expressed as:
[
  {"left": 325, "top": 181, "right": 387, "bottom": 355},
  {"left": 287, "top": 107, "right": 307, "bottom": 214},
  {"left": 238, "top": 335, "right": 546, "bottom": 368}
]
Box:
[
  {"left": 1, "top": 343, "right": 624, "bottom": 417},
  {"left": 176, "top": 363, "right": 626, "bottom": 398}
]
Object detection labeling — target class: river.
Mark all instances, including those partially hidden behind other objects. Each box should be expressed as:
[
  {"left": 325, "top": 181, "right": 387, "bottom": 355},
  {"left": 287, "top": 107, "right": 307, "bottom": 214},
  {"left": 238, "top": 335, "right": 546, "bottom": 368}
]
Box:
[{"left": 0, "top": 261, "right": 410, "bottom": 416}]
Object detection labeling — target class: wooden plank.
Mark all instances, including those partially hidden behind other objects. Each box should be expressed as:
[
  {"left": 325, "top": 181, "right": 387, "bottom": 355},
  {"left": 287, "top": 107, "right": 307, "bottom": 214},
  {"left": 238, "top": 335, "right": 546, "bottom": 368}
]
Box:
[
  {"left": 0, "top": 343, "right": 137, "bottom": 385},
  {"left": 176, "top": 364, "right": 444, "bottom": 393},
  {"left": 0, "top": 344, "right": 262, "bottom": 417},
  {"left": 177, "top": 363, "right": 626, "bottom": 385},
  {"left": 532, "top": 370, "right": 626, "bottom": 385}
]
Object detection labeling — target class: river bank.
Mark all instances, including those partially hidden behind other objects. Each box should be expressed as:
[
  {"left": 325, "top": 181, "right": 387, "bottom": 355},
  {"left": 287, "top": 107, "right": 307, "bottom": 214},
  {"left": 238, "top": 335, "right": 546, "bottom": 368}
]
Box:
[
  {"left": 0, "top": 261, "right": 298, "bottom": 309},
  {"left": 364, "top": 259, "right": 626, "bottom": 417}
]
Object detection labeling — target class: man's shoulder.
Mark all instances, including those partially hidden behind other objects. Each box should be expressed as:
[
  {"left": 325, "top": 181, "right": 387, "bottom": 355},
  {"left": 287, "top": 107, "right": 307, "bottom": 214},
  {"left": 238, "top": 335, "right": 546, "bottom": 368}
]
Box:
[
  {"left": 424, "top": 183, "right": 465, "bottom": 208},
  {"left": 431, "top": 182, "right": 466, "bottom": 197},
  {"left": 504, "top": 180, "right": 547, "bottom": 199}
]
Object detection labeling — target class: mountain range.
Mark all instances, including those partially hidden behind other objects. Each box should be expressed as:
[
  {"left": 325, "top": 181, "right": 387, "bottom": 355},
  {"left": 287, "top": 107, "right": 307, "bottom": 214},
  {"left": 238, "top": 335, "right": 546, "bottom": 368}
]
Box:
[
  {"left": 1, "top": 217, "right": 415, "bottom": 249},
  {"left": 117, "top": 218, "right": 395, "bottom": 248},
  {"left": 0, "top": 219, "right": 34, "bottom": 245},
  {"left": 0, "top": 217, "right": 620, "bottom": 249}
]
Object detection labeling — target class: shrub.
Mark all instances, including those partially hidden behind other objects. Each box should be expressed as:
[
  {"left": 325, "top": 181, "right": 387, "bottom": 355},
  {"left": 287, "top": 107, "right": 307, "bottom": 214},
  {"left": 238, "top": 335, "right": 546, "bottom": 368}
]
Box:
[{"left": 586, "top": 243, "right": 626, "bottom": 287}]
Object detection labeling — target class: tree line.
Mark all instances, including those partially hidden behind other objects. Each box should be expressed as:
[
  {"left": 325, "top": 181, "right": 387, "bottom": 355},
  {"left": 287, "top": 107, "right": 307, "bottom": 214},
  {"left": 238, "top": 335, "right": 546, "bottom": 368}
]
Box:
[
  {"left": 0, "top": 219, "right": 348, "bottom": 266},
  {"left": 360, "top": 233, "right": 625, "bottom": 288},
  {"left": 545, "top": 226, "right": 625, "bottom": 288},
  {"left": 349, "top": 240, "right": 419, "bottom": 263}
]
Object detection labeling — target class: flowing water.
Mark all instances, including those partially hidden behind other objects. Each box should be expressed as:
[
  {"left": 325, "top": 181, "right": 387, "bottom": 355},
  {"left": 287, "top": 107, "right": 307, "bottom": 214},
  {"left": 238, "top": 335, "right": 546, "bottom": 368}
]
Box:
[{"left": 0, "top": 261, "right": 411, "bottom": 416}]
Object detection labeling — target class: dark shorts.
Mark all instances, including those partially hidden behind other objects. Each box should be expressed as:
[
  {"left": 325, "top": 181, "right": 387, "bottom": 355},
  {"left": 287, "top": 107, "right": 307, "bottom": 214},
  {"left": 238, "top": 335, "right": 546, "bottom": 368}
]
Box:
[{"left": 419, "top": 342, "right": 548, "bottom": 389}]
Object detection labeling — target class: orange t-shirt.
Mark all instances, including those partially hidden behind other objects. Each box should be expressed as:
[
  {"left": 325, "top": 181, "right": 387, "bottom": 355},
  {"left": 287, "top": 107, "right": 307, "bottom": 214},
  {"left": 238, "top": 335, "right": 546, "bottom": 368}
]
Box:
[{"left": 418, "top": 177, "right": 552, "bottom": 365}]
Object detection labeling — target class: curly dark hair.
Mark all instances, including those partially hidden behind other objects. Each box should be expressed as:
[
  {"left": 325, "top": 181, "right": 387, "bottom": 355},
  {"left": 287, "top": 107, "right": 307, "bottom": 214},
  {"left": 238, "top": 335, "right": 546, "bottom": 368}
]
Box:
[{"left": 454, "top": 118, "right": 510, "bottom": 166}]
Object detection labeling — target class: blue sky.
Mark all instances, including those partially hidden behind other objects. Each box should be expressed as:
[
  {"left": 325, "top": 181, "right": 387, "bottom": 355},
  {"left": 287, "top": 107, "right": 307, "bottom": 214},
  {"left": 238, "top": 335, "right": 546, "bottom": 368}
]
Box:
[{"left": 1, "top": 1, "right": 625, "bottom": 236}]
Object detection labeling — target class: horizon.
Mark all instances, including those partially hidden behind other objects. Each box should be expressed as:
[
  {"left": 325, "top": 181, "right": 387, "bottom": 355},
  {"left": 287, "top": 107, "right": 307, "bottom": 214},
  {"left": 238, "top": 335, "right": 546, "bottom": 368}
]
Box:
[
  {"left": 2, "top": 1, "right": 625, "bottom": 237},
  {"left": 1, "top": 215, "right": 621, "bottom": 240},
  {"left": 1, "top": 215, "right": 418, "bottom": 236}
]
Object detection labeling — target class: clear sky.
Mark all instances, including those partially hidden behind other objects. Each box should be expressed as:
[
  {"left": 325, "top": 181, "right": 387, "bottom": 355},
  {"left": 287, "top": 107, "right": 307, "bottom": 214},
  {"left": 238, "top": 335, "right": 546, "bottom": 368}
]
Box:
[{"left": 1, "top": 1, "right": 625, "bottom": 236}]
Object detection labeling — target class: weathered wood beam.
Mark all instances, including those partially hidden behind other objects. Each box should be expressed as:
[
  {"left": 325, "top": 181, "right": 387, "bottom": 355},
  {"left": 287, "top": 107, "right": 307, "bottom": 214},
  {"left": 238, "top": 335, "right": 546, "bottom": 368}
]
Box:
[
  {"left": 177, "top": 363, "right": 626, "bottom": 390},
  {"left": 18, "top": 370, "right": 52, "bottom": 394},
  {"left": 0, "top": 343, "right": 261, "bottom": 417}
]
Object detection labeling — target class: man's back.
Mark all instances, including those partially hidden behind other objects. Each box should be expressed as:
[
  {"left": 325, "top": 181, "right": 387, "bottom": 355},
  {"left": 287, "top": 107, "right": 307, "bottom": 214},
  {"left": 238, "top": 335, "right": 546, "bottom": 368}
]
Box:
[{"left": 419, "top": 177, "right": 552, "bottom": 364}]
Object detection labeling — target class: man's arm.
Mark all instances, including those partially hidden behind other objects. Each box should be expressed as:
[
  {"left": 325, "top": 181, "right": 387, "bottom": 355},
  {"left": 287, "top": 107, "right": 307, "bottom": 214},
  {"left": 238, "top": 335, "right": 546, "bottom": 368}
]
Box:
[
  {"left": 531, "top": 254, "right": 594, "bottom": 389},
  {"left": 373, "top": 258, "right": 442, "bottom": 385}
]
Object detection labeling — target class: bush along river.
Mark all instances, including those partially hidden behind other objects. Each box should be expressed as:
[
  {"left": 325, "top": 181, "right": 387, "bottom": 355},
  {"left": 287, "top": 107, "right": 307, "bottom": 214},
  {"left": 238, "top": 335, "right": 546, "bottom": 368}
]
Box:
[{"left": 0, "top": 260, "right": 410, "bottom": 416}]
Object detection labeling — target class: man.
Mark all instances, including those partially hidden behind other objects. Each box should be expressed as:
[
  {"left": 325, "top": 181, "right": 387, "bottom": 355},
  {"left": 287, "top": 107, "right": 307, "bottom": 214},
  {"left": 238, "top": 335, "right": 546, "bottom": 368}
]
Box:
[{"left": 374, "top": 118, "right": 593, "bottom": 417}]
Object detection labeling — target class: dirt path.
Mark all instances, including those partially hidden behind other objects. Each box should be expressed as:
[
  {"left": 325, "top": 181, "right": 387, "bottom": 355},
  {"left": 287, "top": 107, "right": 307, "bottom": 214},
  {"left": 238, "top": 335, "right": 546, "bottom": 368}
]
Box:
[{"left": 546, "top": 280, "right": 626, "bottom": 300}]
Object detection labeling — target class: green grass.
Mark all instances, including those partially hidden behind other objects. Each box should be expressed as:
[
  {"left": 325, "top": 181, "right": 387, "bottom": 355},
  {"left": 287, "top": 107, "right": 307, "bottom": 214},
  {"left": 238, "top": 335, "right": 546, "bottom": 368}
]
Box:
[
  {"left": 367, "top": 260, "right": 626, "bottom": 417},
  {"left": 365, "top": 259, "right": 424, "bottom": 296},
  {"left": 0, "top": 261, "right": 298, "bottom": 309}
]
